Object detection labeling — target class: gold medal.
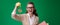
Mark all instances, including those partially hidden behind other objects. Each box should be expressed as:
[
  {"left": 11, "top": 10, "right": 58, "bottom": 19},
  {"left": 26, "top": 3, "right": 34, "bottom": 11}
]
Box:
[{"left": 16, "top": 2, "right": 22, "bottom": 14}]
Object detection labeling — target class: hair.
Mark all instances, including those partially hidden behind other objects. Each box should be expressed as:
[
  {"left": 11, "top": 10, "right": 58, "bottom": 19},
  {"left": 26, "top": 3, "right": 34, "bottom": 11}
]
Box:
[{"left": 26, "top": 2, "right": 38, "bottom": 16}]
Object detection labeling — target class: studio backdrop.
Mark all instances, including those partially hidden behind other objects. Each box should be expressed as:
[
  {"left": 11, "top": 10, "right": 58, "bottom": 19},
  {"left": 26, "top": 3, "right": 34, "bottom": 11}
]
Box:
[{"left": 0, "top": 0, "right": 60, "bottom": 25}]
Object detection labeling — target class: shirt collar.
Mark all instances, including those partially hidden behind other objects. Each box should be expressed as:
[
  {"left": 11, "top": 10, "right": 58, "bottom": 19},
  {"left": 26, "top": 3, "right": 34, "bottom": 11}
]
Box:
[{"left": 27, "top": 13, "right": 35, "bottom": 18}]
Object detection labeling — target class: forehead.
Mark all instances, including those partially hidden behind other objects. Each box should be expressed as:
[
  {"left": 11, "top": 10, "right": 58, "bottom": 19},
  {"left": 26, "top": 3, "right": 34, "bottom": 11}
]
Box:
[{"left": 27, "top": 4, "right": 33, "bottom": 7}]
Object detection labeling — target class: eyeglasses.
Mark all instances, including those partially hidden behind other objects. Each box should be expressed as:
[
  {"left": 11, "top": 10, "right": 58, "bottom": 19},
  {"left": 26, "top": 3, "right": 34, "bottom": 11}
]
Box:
[{"left": 27, "top": 7, "right": 34, "bottom": 8}]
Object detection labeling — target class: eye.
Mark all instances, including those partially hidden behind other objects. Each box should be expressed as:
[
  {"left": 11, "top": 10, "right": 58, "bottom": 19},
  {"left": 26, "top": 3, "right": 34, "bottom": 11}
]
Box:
[{"left": 27, "top": 7, "right": 33, "bottom": 9}]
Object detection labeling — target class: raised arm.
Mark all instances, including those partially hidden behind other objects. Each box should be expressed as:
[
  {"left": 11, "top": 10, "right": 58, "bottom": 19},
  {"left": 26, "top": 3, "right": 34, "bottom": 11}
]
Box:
[{"left": 11, "top": 2, "right": 22, "bottom": 21}]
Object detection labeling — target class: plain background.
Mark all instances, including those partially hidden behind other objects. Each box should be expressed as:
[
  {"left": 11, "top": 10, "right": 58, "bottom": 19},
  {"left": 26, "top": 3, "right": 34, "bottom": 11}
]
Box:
[{"left": 0, "top": 0, "right": 60, "bottom": 25}]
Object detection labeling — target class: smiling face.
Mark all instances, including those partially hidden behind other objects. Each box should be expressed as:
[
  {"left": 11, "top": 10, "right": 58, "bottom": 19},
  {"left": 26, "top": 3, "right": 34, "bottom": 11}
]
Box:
[{"left": 26, "top": 4, "right": 34, "bottom": 14}]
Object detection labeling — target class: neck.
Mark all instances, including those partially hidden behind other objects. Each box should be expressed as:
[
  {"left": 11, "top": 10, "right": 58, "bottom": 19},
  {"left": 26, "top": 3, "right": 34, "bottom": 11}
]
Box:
[{"left": 28, "top": 13, "right": 33, "bottom": 17}]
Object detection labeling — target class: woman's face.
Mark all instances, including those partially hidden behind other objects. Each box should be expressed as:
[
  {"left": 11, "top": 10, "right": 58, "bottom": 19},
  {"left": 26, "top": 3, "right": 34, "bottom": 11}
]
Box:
[{"left": 26, "top": 4, "right": 34, "bottom": 13}]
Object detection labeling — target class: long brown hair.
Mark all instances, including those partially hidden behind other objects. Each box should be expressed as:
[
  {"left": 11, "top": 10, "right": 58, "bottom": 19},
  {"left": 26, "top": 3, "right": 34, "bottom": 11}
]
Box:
[{"left": 26, "top": 2, "right": 38, "bottom": 16}]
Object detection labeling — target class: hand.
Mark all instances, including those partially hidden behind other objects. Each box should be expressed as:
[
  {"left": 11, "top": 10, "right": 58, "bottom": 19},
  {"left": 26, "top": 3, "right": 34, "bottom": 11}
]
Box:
[
  {"left": 15, "top": 2, "right": 21, "bottom": 7},
  {"left": 38, "top": 21, "right": 49, "bottom": 25}
]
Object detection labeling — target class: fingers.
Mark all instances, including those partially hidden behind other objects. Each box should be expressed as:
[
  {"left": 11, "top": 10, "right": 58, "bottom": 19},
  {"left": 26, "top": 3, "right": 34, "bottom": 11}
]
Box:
[
  {"left": 47, "top": 23, "right": 49, "bottom": 25},
  {"left": 38, "top": 21, "right": 49, "bottom": 25},
  {"left": 16, "top": 2, "right": 21, "bottom": 7}
]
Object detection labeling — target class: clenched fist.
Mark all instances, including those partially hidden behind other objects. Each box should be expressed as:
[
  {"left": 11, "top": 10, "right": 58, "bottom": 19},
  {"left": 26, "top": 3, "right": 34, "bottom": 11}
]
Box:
[{"left": 15, "top": 2, "right": 21, "bottom": 7}]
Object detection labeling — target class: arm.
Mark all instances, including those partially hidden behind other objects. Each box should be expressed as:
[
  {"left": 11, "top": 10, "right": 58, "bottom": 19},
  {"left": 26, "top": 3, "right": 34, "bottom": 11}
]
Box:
[{"left": 11, "top": 2, "right": 22, "bottom": 21}]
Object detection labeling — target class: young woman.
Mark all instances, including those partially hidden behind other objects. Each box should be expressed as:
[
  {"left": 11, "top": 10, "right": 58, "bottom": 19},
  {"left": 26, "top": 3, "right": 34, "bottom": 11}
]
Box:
[{"left": 11, "top": 2, "right": 39, "bottom": 25}]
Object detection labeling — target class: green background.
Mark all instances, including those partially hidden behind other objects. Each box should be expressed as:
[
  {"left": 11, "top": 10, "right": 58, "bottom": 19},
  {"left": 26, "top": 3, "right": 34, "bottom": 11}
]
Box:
[{"left": 0, "top": 0, "right": 60, "bottom": 25}]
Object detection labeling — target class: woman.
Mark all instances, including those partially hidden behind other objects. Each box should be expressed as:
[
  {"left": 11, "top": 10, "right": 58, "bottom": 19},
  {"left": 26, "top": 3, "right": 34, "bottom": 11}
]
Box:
[{"left": 11, "top": 2, "right": 39, "bottom": 25}]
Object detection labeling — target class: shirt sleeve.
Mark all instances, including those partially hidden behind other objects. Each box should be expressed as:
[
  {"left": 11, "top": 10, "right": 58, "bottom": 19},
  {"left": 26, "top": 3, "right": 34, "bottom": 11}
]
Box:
[{"left": 11, "top": 14, "right": 23, "bottom": 21}]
